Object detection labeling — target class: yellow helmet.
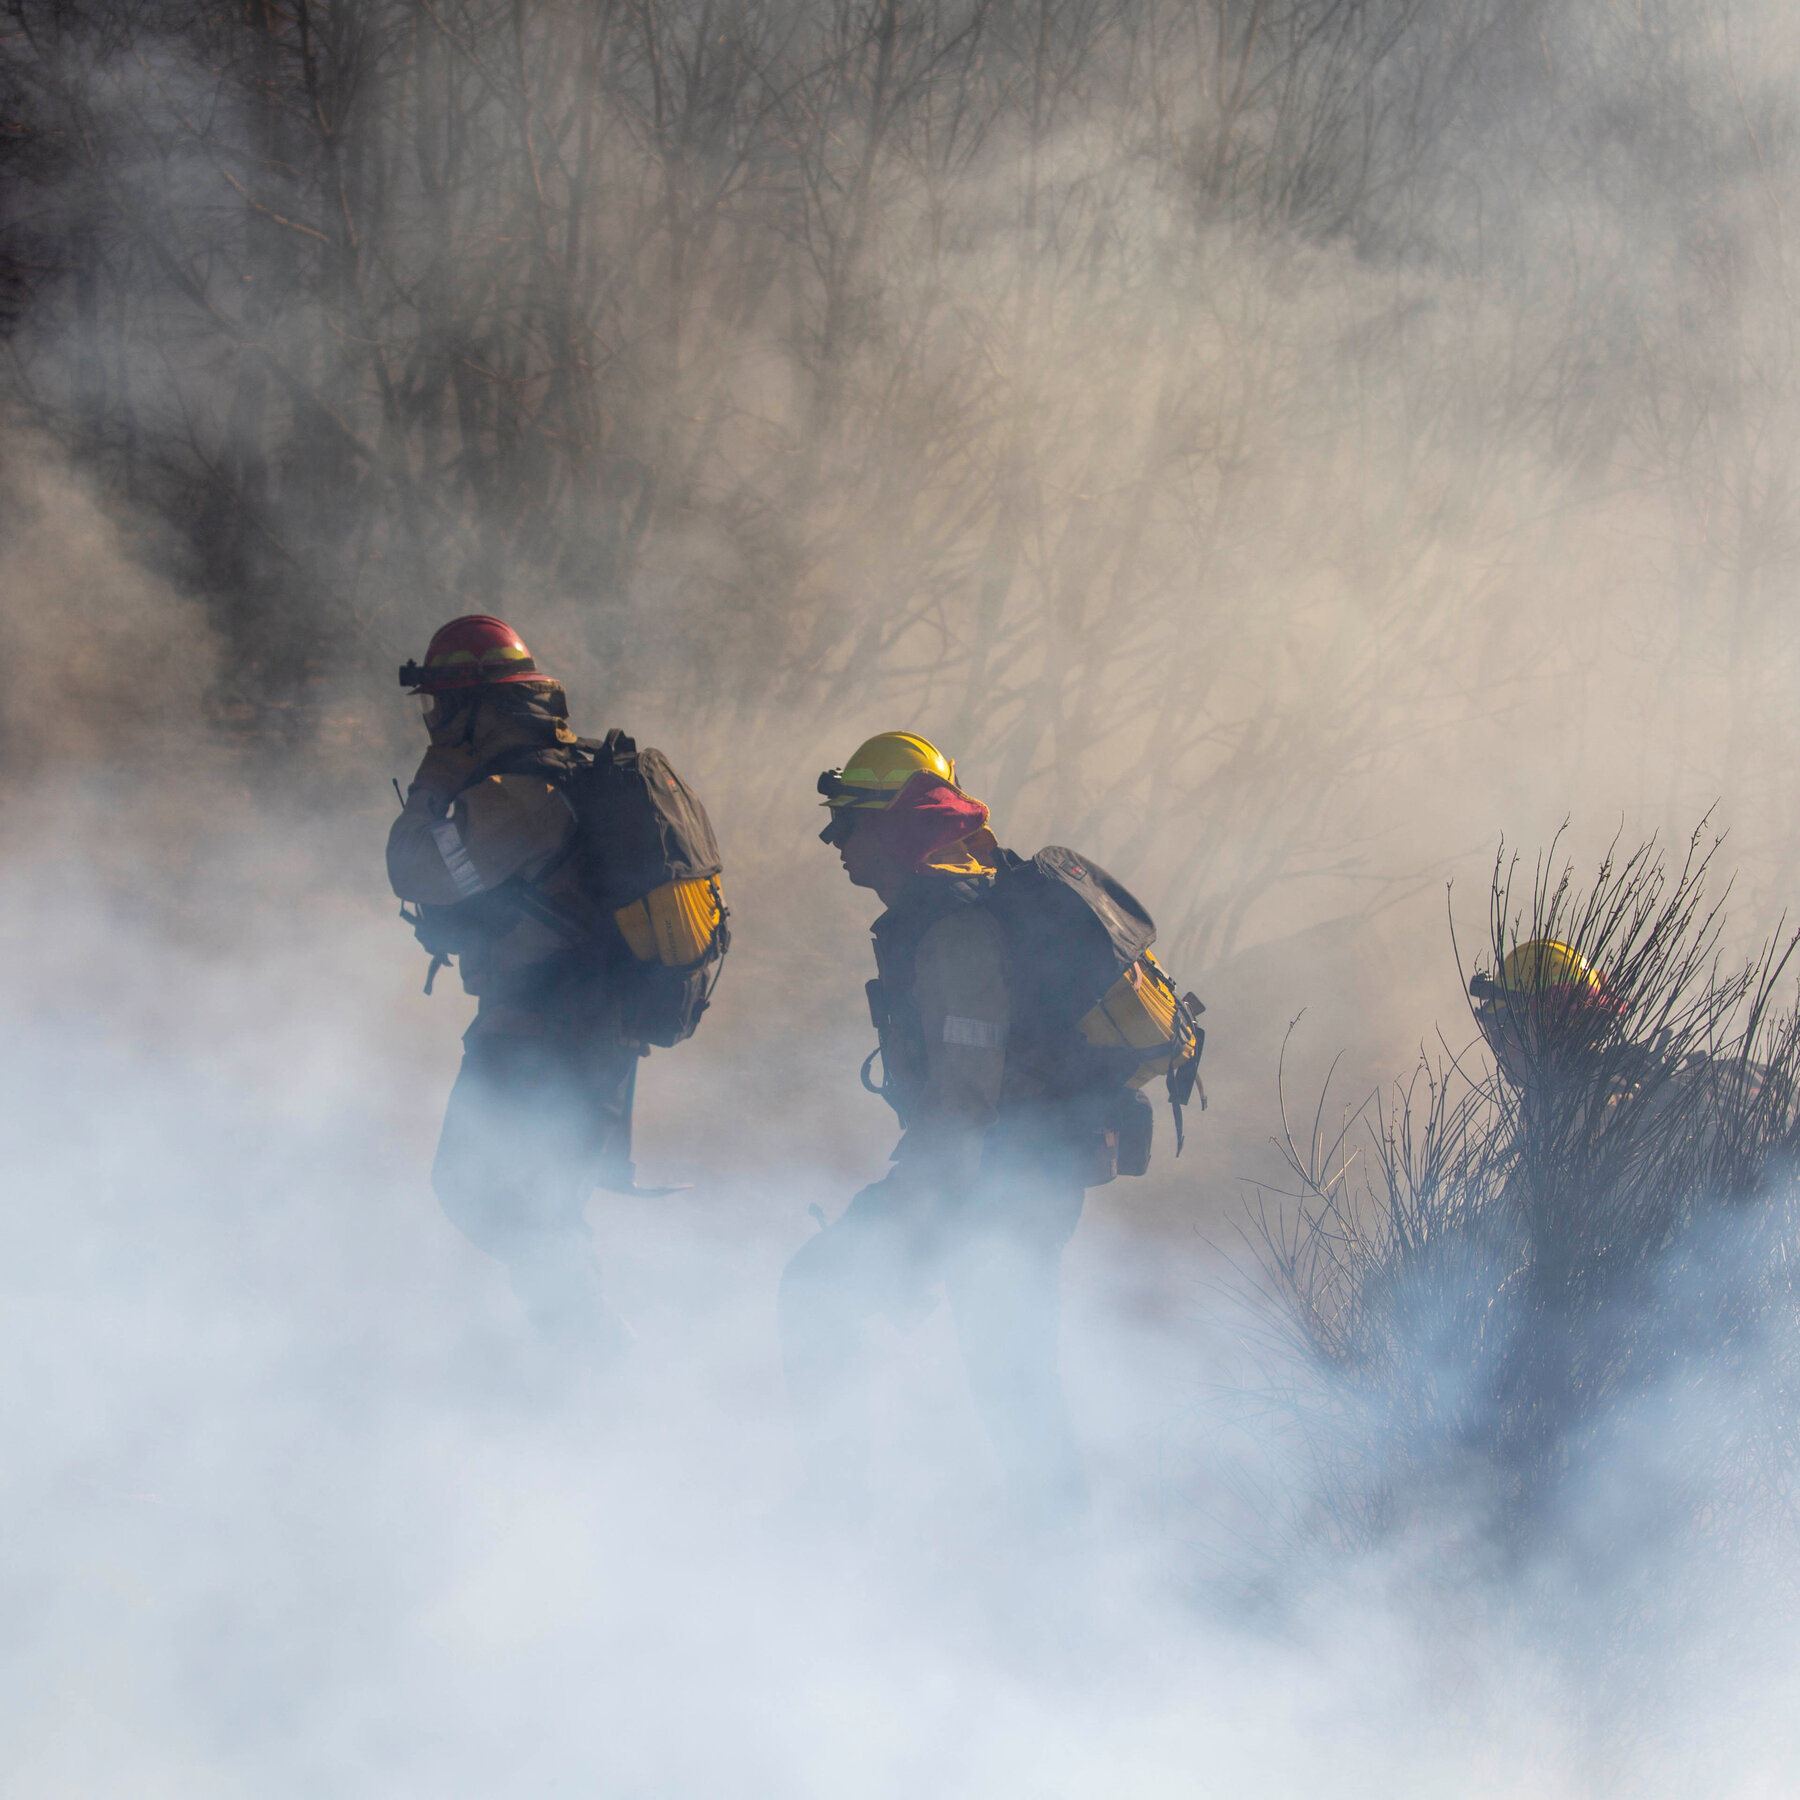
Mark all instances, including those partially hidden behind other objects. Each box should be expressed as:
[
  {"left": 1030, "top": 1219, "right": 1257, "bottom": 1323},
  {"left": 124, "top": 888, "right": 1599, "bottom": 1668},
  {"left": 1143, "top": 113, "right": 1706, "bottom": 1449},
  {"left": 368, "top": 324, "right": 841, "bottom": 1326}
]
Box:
[
  {"left": 1494, "top": 939, "right": 1604, "bottom": 997},
  {"left": 1471, "top": 938, "right": 1624, "bottom": 1076},
  {"left": 817, "top": 731, "right": 956, "bottom": 812}
]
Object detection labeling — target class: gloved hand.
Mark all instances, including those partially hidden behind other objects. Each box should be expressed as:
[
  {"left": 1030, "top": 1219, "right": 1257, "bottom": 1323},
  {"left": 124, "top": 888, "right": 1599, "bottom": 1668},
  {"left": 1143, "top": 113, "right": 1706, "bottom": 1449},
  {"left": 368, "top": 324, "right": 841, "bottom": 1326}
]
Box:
[{"left": 408, "top": 743, "right": 478, "bottom": 806}]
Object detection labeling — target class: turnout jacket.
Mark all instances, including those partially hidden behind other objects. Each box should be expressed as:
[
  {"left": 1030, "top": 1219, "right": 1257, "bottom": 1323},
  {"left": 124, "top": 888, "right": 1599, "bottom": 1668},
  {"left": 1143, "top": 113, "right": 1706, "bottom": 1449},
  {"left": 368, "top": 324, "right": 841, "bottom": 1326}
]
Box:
[{"left": 869, "top": 874, "right": 1066, "bottom": 1194}]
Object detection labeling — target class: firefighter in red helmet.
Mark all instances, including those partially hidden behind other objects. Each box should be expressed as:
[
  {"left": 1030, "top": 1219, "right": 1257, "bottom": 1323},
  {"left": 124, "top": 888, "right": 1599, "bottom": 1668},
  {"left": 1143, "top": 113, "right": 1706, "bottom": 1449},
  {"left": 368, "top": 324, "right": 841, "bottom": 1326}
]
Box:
[{"left": 388, "top": 616, "right": 726, "bottom": 1364}]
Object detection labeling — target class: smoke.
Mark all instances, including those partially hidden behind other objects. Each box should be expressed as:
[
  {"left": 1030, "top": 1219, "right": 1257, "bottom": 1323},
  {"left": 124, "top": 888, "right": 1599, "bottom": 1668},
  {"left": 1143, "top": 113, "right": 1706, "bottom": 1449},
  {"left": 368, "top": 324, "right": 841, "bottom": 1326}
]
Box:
[
  {"left": 10, "top": 0, "right": 1800, "bottom": 1790},
  {"left": 0, "top": 448, "right": 1793, "bottom": 1800}
]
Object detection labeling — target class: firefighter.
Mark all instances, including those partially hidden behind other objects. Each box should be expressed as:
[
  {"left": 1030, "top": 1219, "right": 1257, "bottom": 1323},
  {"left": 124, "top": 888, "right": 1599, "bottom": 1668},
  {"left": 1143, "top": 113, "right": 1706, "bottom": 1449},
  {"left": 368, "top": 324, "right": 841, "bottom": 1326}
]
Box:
[
  {"left": 779, "top": 732, "right": 1090, "bottom": 1526},
  {"left": 1466, "top": 935, "right": 1749, "bottom": 1501},
  {"left": 1469, "top": 939, "right": 1629, "bottom": 1105},
  {"left": 1469, "top": 934, "right": 1772, "bottom": 1221},
  {"left": 388, "top": 615, "right": 721, "bottom": 1364}
]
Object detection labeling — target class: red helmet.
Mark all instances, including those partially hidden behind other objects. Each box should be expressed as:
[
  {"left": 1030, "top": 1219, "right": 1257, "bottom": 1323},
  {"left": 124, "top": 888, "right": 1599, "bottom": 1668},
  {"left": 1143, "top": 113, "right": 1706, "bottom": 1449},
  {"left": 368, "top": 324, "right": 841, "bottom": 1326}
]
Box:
[{"left": 399, "top": 615, "right": 542, "bottom": 692}]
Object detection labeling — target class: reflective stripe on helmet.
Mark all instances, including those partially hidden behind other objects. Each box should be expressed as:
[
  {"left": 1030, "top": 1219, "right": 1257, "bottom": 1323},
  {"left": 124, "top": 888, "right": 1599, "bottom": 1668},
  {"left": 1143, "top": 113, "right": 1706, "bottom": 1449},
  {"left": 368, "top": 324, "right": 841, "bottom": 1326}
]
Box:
[{"left": 429, "top": 642, "right": 533, "bottom": 673}]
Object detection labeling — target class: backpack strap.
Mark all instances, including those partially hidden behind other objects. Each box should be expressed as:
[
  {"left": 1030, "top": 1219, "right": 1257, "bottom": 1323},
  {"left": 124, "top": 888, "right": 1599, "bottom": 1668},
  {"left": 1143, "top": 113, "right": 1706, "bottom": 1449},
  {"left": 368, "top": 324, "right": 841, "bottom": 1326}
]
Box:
[{"left": 1163, "top": 991, "right": 1207, "bottom": 1153}]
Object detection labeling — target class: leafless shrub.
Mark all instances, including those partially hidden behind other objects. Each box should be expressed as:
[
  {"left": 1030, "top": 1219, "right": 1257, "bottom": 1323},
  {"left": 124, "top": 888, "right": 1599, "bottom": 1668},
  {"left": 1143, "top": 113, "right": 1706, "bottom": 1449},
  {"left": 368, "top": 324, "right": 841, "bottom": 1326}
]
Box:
[{"left": 1249, "top": 826, "right": 1800, "bottom": 1562}]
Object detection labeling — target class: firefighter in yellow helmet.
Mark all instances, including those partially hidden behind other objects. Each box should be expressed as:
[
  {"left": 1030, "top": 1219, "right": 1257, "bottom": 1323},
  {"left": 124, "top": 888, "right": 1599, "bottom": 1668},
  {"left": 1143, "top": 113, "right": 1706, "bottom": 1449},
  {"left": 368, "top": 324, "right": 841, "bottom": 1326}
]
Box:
[
  {"left": 386, "top": 616, "right": 726, "bottom": 1365},
  {"left": 1469, "top": 938, "right": 1627, "bottom": 1095},
  {"left": 779, "top": 731, "right": 1091, "bottom": 1526}
]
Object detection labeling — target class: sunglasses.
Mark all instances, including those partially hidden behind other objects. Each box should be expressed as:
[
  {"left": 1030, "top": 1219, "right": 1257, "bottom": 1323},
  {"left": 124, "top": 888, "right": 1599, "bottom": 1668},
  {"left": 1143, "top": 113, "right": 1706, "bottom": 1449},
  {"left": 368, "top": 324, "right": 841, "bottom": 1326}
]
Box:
[{"left": 819, "top": 806, "right": 866, "bottom": 848}]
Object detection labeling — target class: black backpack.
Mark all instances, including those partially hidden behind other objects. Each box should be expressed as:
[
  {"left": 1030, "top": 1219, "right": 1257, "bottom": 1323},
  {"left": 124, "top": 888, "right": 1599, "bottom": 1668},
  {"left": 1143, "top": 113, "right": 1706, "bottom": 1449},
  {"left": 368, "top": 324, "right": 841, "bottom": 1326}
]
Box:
[
  {"left": 404, "top": 730, "right": 728, "bottom": 1047},
  {"left": 985, "top": 847, "right": 1205, "bottom": 1168}
]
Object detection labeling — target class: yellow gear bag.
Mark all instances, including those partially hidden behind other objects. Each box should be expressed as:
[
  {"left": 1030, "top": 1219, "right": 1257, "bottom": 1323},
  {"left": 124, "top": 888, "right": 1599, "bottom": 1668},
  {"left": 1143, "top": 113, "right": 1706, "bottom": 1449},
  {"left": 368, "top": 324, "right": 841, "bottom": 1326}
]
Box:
[
  {"left": 1078, "top": 950, "right": 1204, "bottom": 1093},
  {"left": 614, "top": 876, "right": 725, "bottom": 968}
]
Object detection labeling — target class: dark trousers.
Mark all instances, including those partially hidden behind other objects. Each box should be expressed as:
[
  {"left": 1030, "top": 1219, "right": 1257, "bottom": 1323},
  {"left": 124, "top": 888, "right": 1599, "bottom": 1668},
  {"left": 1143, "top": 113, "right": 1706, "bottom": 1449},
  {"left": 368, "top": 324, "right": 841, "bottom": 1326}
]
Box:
[
  {"left": 778, "top": 1157, "right": 1088, "bottom": 1520},
  {"left": 432, "top": 1019, "right": 639, "bottom": 1359}
]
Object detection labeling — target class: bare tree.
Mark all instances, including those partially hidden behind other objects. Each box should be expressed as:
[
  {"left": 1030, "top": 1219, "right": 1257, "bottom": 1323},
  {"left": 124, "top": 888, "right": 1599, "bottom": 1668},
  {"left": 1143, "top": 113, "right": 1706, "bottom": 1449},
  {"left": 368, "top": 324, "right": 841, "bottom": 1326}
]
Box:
[{"left": 7, "top": 0, "right": 1800, "bottom": 979}]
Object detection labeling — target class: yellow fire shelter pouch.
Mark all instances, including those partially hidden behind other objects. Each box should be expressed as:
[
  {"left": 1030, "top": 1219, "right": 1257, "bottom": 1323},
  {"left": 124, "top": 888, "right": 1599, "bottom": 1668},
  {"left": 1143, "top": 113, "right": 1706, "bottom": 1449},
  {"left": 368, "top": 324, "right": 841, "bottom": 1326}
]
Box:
[
  {"left": 1077, "top": 950, "right": 1204, "bottom": 1094},
  {"left": 985, "top": 845, "right": 1206, "bottom": 1170},
  {"left": 614, "top": 877, "right": 726, "bottom": 968}
]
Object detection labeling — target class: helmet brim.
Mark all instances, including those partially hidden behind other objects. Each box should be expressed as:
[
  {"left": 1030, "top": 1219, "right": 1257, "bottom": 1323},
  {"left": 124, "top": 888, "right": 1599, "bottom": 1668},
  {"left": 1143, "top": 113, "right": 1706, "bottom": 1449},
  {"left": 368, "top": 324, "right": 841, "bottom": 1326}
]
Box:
[{"left": 400, "top": 661, "right": 543, "bottom": 692}]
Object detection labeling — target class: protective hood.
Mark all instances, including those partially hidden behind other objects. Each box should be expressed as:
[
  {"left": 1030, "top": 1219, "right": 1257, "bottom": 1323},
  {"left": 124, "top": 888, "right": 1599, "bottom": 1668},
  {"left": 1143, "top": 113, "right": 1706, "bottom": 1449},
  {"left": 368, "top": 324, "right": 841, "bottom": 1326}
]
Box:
[{"left": 863, "top": 770, "right": 1000, "bottom": 877}]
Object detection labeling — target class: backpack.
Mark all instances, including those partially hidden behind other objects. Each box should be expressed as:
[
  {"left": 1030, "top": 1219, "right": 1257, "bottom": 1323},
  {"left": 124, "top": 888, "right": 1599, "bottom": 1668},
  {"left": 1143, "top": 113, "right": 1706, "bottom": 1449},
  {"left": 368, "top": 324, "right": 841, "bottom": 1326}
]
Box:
[
  {"left": 984, "top": 847, "right": 1205, "bottom": 1172},
  {"left": 404, "top": 729, "right": 729, "bottom": 1047}
]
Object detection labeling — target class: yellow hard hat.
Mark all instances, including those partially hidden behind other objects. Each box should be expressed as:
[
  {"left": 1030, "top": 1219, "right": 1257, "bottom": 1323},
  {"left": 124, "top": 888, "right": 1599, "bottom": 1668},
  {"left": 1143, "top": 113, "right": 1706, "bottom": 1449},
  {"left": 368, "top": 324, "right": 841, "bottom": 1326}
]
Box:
[
  {"left": 816, "top": 731, "right": 956, "bottom": 812},
  {"left": 1472, "top": 937, "right": 1625, "bottom": 1076},
  {"left": 1495, "top": 939, "right": 1603, "bottom": 996}
]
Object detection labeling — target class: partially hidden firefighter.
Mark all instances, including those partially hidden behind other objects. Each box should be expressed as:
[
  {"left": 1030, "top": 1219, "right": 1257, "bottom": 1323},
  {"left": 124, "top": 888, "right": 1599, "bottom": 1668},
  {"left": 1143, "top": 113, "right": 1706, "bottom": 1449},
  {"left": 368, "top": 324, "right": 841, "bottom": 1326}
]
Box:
[
  {"left": 1467, "top": 936, "right": 1742, "bottom": 1165},
  {"left": 1466, "top": 933, "right": 1776, "bottom": 1478},
  {"left": 388, "top": 615, "right": 727, "bottom": 1363},
  {"left": 779, "top": 731, "right": 1203, "bottom": 1523}
]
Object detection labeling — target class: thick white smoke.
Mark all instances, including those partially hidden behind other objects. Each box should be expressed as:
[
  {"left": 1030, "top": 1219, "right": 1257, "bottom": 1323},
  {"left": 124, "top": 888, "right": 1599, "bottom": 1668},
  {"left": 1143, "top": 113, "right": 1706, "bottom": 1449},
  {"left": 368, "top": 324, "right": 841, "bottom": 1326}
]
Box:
[
  {"left": 8, "top": 440, "right": 1800, "bottom": 1798},
  {"left": 12, "top": 0, "right": 1800, "bottom": 1782}
]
